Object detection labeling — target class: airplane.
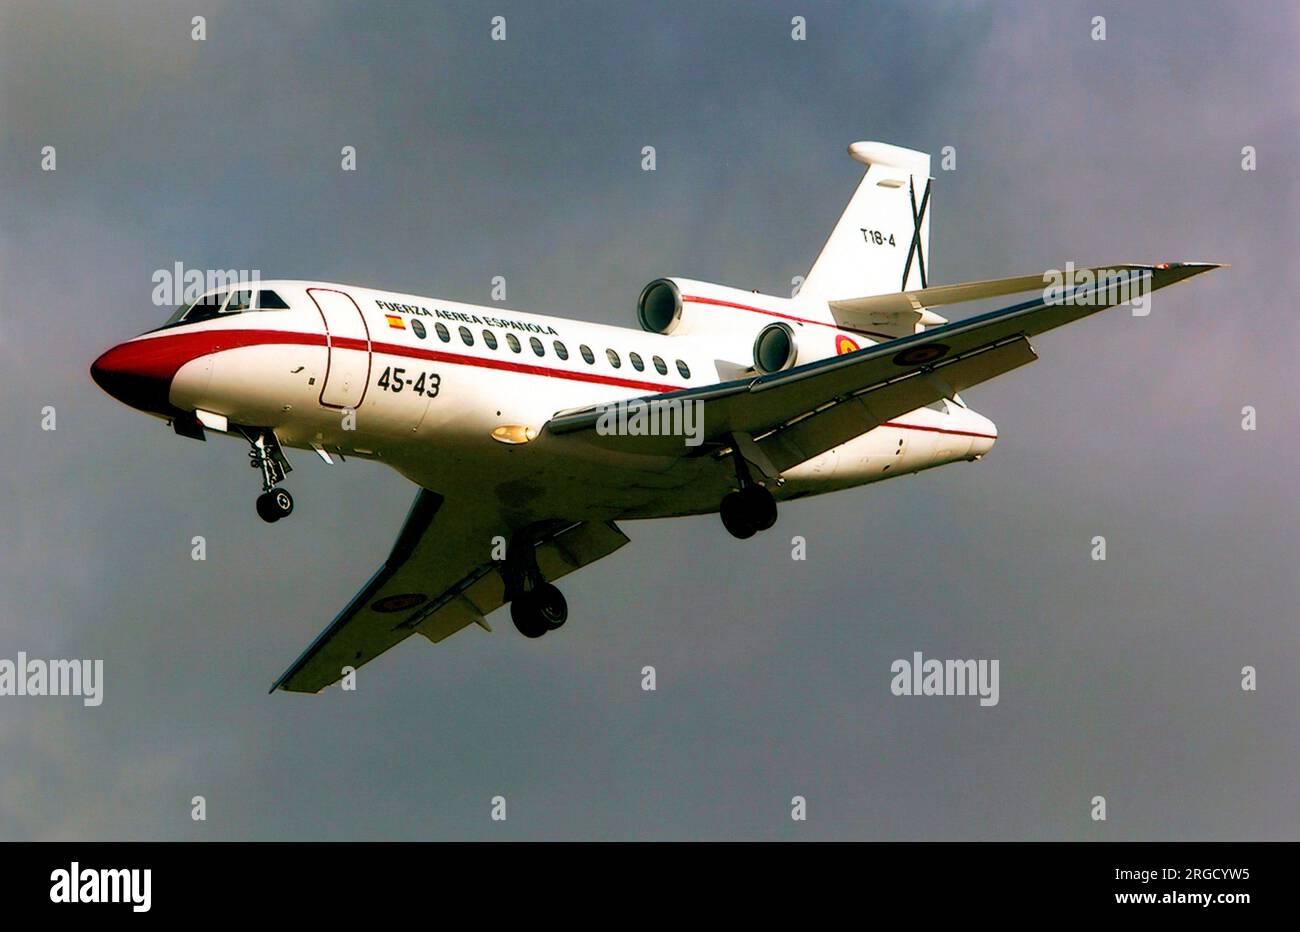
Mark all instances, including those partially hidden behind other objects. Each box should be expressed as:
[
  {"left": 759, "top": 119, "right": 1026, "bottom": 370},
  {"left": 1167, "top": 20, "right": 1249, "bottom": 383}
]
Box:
[{"left": 89, "top": 141, "right": 1221, "bottom": 694}]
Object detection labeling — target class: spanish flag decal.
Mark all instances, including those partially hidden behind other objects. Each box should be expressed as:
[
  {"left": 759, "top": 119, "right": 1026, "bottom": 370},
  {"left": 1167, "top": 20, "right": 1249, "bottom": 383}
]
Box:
[
  {"left": 385, "top": 314, "right": 406, "bottom": 329},
  {"left": 835, "top": 334, "right": 859, "bottom": 355}
]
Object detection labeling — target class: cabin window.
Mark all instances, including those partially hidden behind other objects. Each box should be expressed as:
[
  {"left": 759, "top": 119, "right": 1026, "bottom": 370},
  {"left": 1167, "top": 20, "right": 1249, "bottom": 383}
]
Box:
[
  {"left": 629, "top": 351, "right": 644, "bottom": 372},
  {"left": 483, "top": 329, "right": 498, "bottom": 350},
  {"left": 506, "top": 333, "right": 522, "bottom": 353},
  {"left": 606, "top": 349, "right": 621, "bottom": 368},
  {"left": 435, "top": 323, "right": 450, "bottom": 342},
  {"left": 676, "top": 359, "right": 690, "bottom": 379},
  {"left": 553, "top": 341, "right": 569, "bottom": 360},
  {"left": 459, "top": 326, "right": 474, "bottom": 346},
  {"left": 530, "top": 336, "right": 545, "bottom": 357},
  {"left": 580, "top": 344, "right": 595, "bottom": 364},
  {"left": 652, "top": 355, "right": 667, "bottom": 375},
  {"left": 411, "top": 319, "right": 427, "bottom": 339}
]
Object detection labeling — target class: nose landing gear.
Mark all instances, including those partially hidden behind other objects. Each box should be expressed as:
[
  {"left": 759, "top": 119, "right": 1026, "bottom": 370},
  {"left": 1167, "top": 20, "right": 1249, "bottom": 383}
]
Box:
[
  {"left": 501, "top": 529, "right": 569, "bottom": 638},
  {"left": 240, "top": 427, "right": 295, "bottom": 524},
  {"left": 255, "top": 488, "right": 295, "bottom": 523}
]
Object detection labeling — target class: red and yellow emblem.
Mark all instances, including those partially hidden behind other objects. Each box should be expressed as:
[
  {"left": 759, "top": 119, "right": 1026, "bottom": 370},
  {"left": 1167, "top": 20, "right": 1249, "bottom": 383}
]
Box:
[
  {"left": 385, "top": 314, "right": 406, "bottom": 329},
  {"left": 835, "top": 334, "right": 860, "bottom": 355}
]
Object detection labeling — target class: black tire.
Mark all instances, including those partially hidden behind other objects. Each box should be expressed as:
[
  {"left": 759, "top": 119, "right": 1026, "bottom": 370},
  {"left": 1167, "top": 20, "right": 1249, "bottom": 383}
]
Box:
[
  {"left": 742, "top": 484, "right": 778, "bottom": 531},
  {"left": 534, "top": 583, "right": 568, "bottom": 629},
  {"left": 255, "top": 491, "right": 281, "bottom": 523},
  {"left": 719, "top": 491, "right": 757, "bottom": 539},
  {"left": 510, "top": 593, "right": 549, "bottom": 638}
]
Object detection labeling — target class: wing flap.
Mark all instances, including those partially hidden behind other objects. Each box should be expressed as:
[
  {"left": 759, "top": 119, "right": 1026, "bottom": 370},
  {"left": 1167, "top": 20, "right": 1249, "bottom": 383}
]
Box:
[
  {"left": 763, "top": 337, "right": 1037, "bottom": 470},
  {"left": 411, "top": 519, "right": 630, "bottom": 645},
  {"left": 416, "top": 593, "right": 487, "bottom": 643}
]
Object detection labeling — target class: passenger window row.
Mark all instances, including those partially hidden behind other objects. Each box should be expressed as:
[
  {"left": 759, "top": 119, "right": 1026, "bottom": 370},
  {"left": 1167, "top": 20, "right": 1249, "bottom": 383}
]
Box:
[{"left": 422, "top": 322, "right": 690, "bottom": 379}]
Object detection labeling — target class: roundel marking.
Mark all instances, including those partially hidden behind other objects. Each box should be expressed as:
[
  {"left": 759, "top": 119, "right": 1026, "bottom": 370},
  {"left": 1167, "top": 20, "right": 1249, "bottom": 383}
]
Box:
[
  {"left": 892, "top": 343, "right": 949, "bottom": 366},
  {"left": 835, "top": 334, "right": 860, "bottom": 355},
  {"left": 371, "top": 593, "right": 428, "bottom": 613}
]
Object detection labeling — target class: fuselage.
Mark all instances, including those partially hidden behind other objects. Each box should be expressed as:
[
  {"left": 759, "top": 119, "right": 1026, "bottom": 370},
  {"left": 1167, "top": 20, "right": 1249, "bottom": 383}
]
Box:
[{"left": 90, "top": 279, "right": 997, "bottom": 526}]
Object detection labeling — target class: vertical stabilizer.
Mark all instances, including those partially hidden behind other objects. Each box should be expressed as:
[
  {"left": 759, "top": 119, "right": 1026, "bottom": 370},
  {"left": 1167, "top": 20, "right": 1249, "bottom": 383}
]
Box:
[{"left": 801, "top": 142, "right": 932, "bottom": 301}]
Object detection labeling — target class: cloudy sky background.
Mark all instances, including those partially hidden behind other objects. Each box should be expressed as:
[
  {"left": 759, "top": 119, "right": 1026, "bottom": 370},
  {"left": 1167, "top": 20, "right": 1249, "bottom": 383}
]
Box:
[{"left": 0, "top": 0, "right": 1295, "bottom": 839}]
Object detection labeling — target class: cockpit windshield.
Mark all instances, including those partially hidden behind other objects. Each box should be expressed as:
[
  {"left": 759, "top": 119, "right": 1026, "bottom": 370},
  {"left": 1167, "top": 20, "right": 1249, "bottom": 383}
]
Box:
[{"left": 158, "top": 288, "right": 291, "bottom": 330}]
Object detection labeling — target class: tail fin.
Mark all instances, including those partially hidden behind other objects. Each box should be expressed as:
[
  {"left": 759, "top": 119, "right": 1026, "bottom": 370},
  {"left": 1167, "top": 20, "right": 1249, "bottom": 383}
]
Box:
[{"left": 800, "top": 141, "right": 932, "bottom": 302}]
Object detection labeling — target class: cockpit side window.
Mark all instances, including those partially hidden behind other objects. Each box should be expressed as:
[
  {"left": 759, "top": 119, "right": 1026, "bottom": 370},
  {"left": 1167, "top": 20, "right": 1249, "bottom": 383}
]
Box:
[
  {"left": 177, "top": 291, "right": 229, "bottom": 324},
  {"left": 258, "top": 289, "right": 291, "bottom": 310},
  {"left": 157, "top": 287, "right": 272, "bottom": 331},
  {"left": 161, "top": 303, "right": 192, "bottom": 327}
]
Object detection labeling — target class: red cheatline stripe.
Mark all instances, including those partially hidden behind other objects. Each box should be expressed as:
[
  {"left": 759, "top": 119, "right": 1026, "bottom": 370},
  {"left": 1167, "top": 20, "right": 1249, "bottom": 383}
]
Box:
[
  {"left": 130, "top": 329, "right": 998, "bottom": 438},
  {"left": 681, "top": 295, "right": 897, "bottom": 342},
  {"left": 137, "top": 328, "right": 678, "bottom": 393},
  {"left": 881, "top": 420, "right": 997, "bottom": 440}
]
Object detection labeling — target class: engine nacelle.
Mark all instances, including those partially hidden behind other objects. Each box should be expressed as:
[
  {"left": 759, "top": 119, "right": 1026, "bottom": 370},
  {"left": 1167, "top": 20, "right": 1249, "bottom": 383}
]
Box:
[{"left": 637, "top": 277, "right": 852, "bottom": 372}]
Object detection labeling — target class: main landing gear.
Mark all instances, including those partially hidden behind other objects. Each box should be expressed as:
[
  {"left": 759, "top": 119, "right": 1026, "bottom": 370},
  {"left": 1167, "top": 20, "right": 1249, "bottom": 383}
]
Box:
[
  {"left": 241, "top": 427, "right": 295, "bottom": 524},
  {"left": 511, "top": 583, "right": 568, "bottom": 639},
  {"left": 501, "top": 529, "right": 568, "bottom": 639},
  {"left": 719, "top": 441, "right": 778, "bottom": 540}
]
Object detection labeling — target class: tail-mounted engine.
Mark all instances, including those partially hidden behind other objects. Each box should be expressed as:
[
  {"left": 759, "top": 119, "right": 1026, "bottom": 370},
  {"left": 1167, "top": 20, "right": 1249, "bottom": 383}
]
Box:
[
  {"left": 638, "top": 276, "right": 851, "bottom": 374},
  {"left": 752, "top": 322, "right": 803, "bottom": 373}
]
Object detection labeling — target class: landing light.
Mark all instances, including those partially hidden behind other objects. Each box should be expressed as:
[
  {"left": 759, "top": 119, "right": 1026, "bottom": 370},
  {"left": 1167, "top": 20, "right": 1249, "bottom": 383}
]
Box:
[
  {"left": 492, "top": 425, "right": 536, "bottom": 445},
  {"left": 195, "top": 409, "right": 228, "bottom": 432}
]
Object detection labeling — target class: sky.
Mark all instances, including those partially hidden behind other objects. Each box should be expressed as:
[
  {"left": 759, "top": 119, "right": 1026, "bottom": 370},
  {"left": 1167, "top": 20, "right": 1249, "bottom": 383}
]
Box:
[{"left": 0, "top": 0, "right": 1295, "bottom": 840}]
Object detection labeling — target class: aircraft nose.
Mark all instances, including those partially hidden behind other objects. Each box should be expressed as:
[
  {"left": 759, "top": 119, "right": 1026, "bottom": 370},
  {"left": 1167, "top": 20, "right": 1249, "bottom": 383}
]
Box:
[{"left": 90, "top": 339, "right": 175, "bottom": 415}]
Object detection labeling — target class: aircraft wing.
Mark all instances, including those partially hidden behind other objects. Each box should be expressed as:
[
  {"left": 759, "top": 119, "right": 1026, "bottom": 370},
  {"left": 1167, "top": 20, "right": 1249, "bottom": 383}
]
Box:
[
  {"left": 271, "top": 492, "right": 629, "bottom": 694},
  {"left": 826, "top": 263, "right": 1169, "bottom": 339},
  {"left": 826, "top": 263, "right": 1162, "bottom": 319},
  {"left": 543, "top": 262, "right": 1222, "bottom": 472}
]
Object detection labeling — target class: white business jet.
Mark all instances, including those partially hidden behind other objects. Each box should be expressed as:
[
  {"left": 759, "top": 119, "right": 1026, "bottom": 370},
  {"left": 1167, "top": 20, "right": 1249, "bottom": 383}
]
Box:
[{"left": 90, "top": 141, "right": 1220, "bottom": 693}]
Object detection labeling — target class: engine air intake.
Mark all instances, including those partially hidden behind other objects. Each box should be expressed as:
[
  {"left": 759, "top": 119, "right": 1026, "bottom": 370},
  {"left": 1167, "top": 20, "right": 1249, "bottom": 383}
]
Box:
[
  {"left": 753, "top": 322, "right": 798, "bottom": 374},
  {"left": 637, "top": 279, "right": 682, "bottom": 334}
]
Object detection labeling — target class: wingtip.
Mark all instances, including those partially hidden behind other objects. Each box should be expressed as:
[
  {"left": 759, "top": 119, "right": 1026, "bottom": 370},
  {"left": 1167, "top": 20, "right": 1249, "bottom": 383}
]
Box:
[{"left": 1158, "top": 261, "right": 1229, "bottom": 270}]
